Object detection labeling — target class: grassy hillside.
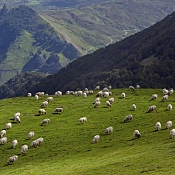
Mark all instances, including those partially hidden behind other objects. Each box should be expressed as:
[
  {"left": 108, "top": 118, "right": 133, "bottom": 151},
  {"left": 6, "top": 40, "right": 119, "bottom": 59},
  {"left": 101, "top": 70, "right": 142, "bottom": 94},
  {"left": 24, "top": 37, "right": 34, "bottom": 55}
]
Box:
[{"left": 0, "top": 88, "right": 175, "bottom": 174}]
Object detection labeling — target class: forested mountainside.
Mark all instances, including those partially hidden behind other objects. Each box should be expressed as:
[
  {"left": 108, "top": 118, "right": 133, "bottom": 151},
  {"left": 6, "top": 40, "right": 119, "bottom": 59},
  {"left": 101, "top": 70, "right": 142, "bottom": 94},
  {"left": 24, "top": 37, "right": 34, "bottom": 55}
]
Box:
[
  {"left": 0, "top": 5, "right": 79, "bottom": 85},
  {"left": 26, "top": 11, "right": 175, "bottom": 95}
]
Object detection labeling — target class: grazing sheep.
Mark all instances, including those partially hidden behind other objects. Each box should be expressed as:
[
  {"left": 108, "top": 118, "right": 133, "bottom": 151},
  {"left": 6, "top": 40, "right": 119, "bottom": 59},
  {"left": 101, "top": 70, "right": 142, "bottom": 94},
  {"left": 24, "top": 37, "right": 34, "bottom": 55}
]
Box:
[
  {"left": 129, "top": 86, "right": 135, "bottom": 92},
  {"left": 102, "top": 87, "right": 109, "bottom": 92},
  {"left": 147, "top": 105, "right": 156, "bottom": 113},
  {"left": 0, "top": 130, "right": 6, "bottom": 138},
  {"left": 108, "top": 97, "right": 114, "bottom": 104},
  {"left": 7, "top": 155, "right": 18, "bottom": 165},
  {"left": 96, "top": 91, "right": 103, "bottom": 97},
  {"left": 155, "top": 122, "right": 161, "bottom": 131},
  {"left": 27, "top": 93, "right": 32, "bottom": 97},
  {"left": 35, "top": 94, "right": 39, "bottom": 100},
  {"left": 20, "top": 145, "right": 28, "bottom": 154},
  {"left": 94, "top": 86, "right": 100, "bottom": 90},
  {"left": 12, "top": 140, "right": 18, "bottom": 148},
  {"left": 150, "top": 94, "right": 158, "bottom": 100},
  {"left": 28, "top": 131, "right": 34, "bottom": 140},
  {"left": 83, "top": 92, "right": 87, "bottom": 98},
  {"left": 124, "top": 114, "right": 133, "bottom": 123},
  {"left": 108, "top": 85, "right": 112, "bottom": 89},
  {"left": 55, "top": 91, "right": 62, "bottom": 97},
  {"left": 46, "top": 96, "right": 53, "bottom": 102},
  {"left": 79, "top": 117, "right": 87, "bottom": 123},
  {"left": 92, "top": 135, "right": 100, "bottom": 143},
  {"left": 39, "top": 109, "right": 47, "bottom": 115},
  {"left": 36, "top": 92, "right": 44, "bottom": 96},
  {"left": 162, "top": 88, "right": 169, "bottom": 95},
  {"left": 94, "top": 101, "right": 101, "bottom": 108},
  {"left": 161, "top": 95, "right": 168, "bottom": 102},
  {"left": 103, "top": 92, "right": 110, "bottom": 98},
  {"left": 104, "top": 126, "right": 113, "bottom": 135},
  {"left": 40, "top": 101, "right": 48, "bottom": 108},
  {"left": 0, "top": 137, "right": 7, "bottom": 145},
  {"left": 15, "top": 115, "right": 21, "bottom": 123},
  {"left": 36, "top": 137, "right": 44, "bottom": 145},
  {"left": 170, "top": 129, "right": 175, "bottom": 139},
  {"left": 30, "top": 140, "right": 39, "bottom": 148},
  {"left": 106, "top": 100, "right": 111, "bottom": 107},
  {"left": 54, "top": 107, "right": 63, "bottom": 114},
  {"left": 132, "top": 104, "right": 136, "bottom": 110},
  {"left": 121, "top": 92, "right": 126, "bottom": 98},
  {"left": 133, "top": 130, "right": 141, "bottom": 138},
  {"left": 40, "top": 118, "right": 50, "bottom": 126},
  {"left": 5, "top": 123, "right": 12, "bottom": 130},
  {"left": 166, "top": 121, "right": 172, "bottom": 129},
  {"left": 168, "top": 88, "right": 173, "bottom": 95},
  {"left": 93, "top": 97, "right": 100, "bottom": 104},
  {"left": 167, "top": 104, "right": 172, "bottom": 111},
  {"left": 136, "top": 85, "right": 140, "bottom": 89}
]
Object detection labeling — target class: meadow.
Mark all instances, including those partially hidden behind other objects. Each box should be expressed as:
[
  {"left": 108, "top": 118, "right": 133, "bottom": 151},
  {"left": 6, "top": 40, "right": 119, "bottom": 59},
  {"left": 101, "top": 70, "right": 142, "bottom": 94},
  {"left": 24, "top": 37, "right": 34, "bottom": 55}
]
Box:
[{"left": 0, "top": 88, "right": 175, "bottom": 175}]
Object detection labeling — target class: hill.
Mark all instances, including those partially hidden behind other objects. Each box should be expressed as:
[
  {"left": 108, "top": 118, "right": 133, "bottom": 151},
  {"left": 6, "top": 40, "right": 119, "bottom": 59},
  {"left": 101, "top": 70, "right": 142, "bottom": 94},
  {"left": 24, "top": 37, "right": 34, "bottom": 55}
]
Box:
[
  {"left": 0, "top": 88, "right": 175, "bottom": 174},
  {"left": 0, "top": 4, "right": 79, "bottom": 85}
]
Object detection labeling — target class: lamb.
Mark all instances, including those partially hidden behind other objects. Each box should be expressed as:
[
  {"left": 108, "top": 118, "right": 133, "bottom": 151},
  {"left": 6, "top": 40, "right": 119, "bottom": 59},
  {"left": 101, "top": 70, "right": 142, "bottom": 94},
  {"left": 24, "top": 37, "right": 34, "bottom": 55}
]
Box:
[
  {"left": 46, "top": 97, "right": 53, "bottom": 102},
  {"left": 0, "top": 130, "right": 6, "bottom": 138},
  {"left": 20, "top": 145, "right": 28, "bottom": 154},
  {"left": 79, "top": 117, "right": 87, "bottom": 123},
  {"left": 155, "top": 122, "right": 161, "bottom": 131},
  {"left": 7, "top": 155, "right": 18, "bottom": 165},
  {"left": 161, "top": 95, "right": 168, "bottom": 102},
  {"left": 92, "top": 135, "right": 100, "bottom": 143},
  {"left": 28, "top": 131, "right": 34, "bottom": 140},
  {"left": 54, "top": 107, "right": 63, "bottom": 114},
  {"left": 94, "top": 101, "right": 101, "bottom": 108},
  {"left": 12, "top": 140, "right": 18, "bottom": 148},
  {"left": 40, "top": 101, "right": 48, "bottom": 108},
  {"left": 104, "top": 126, "right": 113, "bottom": 135},
  {"left": 170, "top": 129, "right": 175, "bottom": 139},
  {"left": 106, "top": 100, "right": 111, "bottom": 107},
  {"left": 0, "top": 137, "right": 7, "bottom": 145},
  {"left": 166, "top": 121, "right": 172, "bottom": 129},
  {"left": 167, "top": 104, "right": 172, "bottom": 111},
  {"left": 15, "top": 115, "right": 21, "bottom": 123},
  {"left": 40, "top": 118, "right": 50, "bottom": 126},
  {"left": 132, "top": 104, "right": 136, "bottom": 110},
  {"left": 121, "top": 92, "right": 126, "bottom": 98},
  {"left": 133, "top": 130, "right": 141, "bottom": 138},
  {"left": 124, "top": 114, "right": 133, "bottom": 123},
  {"left": 39, "top": 109, "right": 47, "bottom": 115},
  {"left": 5, "top": 123, "right": 12, "bottom": 130},
  {"left": 147, "top": 105, "right": 156, "bottom": 113}
]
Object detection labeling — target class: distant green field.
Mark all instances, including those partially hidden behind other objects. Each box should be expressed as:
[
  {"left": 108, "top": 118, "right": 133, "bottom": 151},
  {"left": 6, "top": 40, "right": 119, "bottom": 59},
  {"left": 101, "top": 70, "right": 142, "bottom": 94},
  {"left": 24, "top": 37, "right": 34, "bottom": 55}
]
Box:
[{"left": 0, "top": 88, "right": 175, "bottom": 175}]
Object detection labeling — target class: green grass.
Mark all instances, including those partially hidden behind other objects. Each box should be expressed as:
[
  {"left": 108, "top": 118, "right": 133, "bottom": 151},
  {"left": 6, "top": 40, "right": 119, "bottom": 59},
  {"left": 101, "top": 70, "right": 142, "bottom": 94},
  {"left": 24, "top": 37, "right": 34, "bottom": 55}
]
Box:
[{"left": 0, "top": 88, "right": 175, "bottom": 175}]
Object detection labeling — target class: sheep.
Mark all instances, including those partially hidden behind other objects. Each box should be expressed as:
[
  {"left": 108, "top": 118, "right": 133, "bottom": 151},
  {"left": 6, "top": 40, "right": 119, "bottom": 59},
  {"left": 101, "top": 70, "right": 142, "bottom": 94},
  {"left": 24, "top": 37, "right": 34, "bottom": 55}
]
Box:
[
  {"left": 94, "top": 101, "right": 101, "bottom": 108},
  {"left": 40, "top": 101, "right": 48, "bottom": 108},
  {"left": 106, "top": 100, "right": 111, "bottom": 107},
  {"left": 147, "top": 105, "right": 156, "bottom": 113},
  {"left": 12, "top": 140, "right": 18, "bottom": 148},
  {"left": 5, "top": 123, "right": 12, "bottom": 130},
  {"left": 132, "top": 104, "right": 136, "bottom": 110},
  {"left": 92, "top": 135, "right": 100, "bottom": 143},
  {"left": 15, "top": 115, "right": 21, "bottom": 123},
  {"left": 40, "top": 118, "right": 50, "bottom": 126},
  {"left": 20, "top": 145, "right": 28, "bottom": 154},
  {"left": 36, "top": 92, "right": 44, "bottom": 96},
  {"left": 54, "top": 107, "right": 63, "bottom": 114},
  {"left": 162, "top": 88, "right": 168, "bottom": 95},
  {"left": 55, "top": 91, "right": 62, "bottom": 97},
  {"left": 36, "top": 137, "right": 44, "bottom": 145},
  {"left": 133, "top": 130, "right": 141, "bottom": 138},
  {"left": 27, "top": 93, "right": 32, "bottom": 97},
  {"left": 0, "top": 130, "right": 6, "bottom": 138},
  {"left": 7, "top": 155, "right": 18, "bottom": 165},
  {"left": 39, "top": 109, "right": 47, "bottom": 115},
  {"left": 83, "top": 92, "right": 87, "bottom": 98},
  {"left": 170, "top": 129, "right": 175, "bottom": 139},
  {"left": 168, "top": 88, "right": 173, "bottom": 95},
  {"left": 104, "top": 126, "right": 113, "bottom": 135},
  {"left": 129, "top": 86, "right": 135, "bottom": 92},
  {"left": 79, "top": 117, "right": 87, "bottom": 123},
  {"left": 150, "top": 94, "right": 158, "bottom": 100},
  {"left": 108, "top": 97, "right": 114, "bottom": 104},
  {"left": 121, "top": 92, "right": 126, "bottom": 98},
  {"left": 94, "top": 86, "right": 100, "bottom": 90},
  {"left": 136, "top": 85, "right": 140, "bottom": 89},
  {"left": 124, "top": 114, "right": 133, "bottom": 123},
  {"left": 108, "top": 85, "right": 112, "bottom": 89},
  {"left": 161, "top": 95, "right": 168, "bottom": 102},
  {"left": 30, "top": 140, "right": 39, "bottom": 148},
  {"left": 155, "top": 122, "right": 161, "bottom": 131},
  {"left": 46, "top": 97, "right": 53, "bottom": 102},
  {"left": 0, "top": 137, "right": 7, "bottom": 145},
  {"left": 167, "top": 104, "right": 172, "bottom": 111},
  {"left": 35, "top": 94, "right": 39, "bottom": 100},
  {"left": 166, "top": 121, "right": 172, "bottom": 129},
  {"left": 96, "top": 91, "right": 103, "bottom": 97},
  {"left": 28, "top": 131, "right": 34, "bottom": 140},
  {"left": 102, "top": 87, "right": 109, "bottom": 92},
  {"left": 103, "top": 92, "right": 110, "bottom": 98}
]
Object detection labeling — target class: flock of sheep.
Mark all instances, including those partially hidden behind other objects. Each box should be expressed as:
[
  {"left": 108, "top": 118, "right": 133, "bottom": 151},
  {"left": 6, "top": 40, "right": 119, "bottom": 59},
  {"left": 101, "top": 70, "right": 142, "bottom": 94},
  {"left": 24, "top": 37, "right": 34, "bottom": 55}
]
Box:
[{"left": 1, "top": 85, "right": 175, "bottom": 166}]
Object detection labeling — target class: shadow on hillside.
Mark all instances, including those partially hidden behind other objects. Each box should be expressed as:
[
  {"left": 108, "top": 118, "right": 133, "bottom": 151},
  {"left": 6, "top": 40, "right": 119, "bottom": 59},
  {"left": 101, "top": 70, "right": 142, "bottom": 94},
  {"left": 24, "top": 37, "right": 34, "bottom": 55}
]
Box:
[
  {"left": 52, "top": 113, "right": 61, "bottom": 115},
  {"left": 127, "top": 138, "right": 138, "bottom": 141},
  {"left": 34, "top": 114, "right": 40, "bottom": 116}
]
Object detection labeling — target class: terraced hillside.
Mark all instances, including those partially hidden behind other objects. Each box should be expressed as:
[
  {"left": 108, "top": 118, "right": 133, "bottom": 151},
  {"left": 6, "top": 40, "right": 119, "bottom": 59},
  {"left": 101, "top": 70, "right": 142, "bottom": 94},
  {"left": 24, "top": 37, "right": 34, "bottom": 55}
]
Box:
[{"left": 0, "top": 88, "right": 175, "bottom": 175}]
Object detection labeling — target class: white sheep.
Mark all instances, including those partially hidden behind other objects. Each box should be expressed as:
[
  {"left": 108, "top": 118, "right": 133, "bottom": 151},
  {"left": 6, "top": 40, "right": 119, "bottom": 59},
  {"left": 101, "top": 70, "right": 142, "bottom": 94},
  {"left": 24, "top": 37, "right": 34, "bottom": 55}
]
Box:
[
  {"left": 36, "top": 137, "right": 44, "bottom": 145},
  {"left": 104, "top": 126, "right": 113, "bottom": 135},
  {"left": 167, "top": 104, "right": 172, "bottom": 111},
  {"left": 40, "top": 118, "right": 50, "bottom": 126},
  {"left": 108, "top": 97, "right": 114, "bottom": 104},
  {"left": 170, "top": 129, "right": 175, "bottom": 138},
  {"left": 7, "top": 155, "right": 18, "bottom": 165},
  {"left": 15, "top": 115, "right": 21, "bottom": 123},
  {"left": 28, "top": 131, "right": 34, "bottom": 140},
  {"left": 166, "top": 121, "right": 172, "bottom": 129},
  {"left": 5, "top": 123, "right": 12, "bottom": 130},
  {"left": 46, "top": 96, "right": 53, "bottom": 102},
  {"left": 39, "top": 109, "right": 47, "bottom": 115},
  {"left": 94, "top": 86, "right": 100, "bottom": 90},
  {"left": 96, "top": 91, "right": 103, "bottom": 97},
  {"left": 132, "top": 104, "right": 136, "bottom": 110},
  {"left": 121, "top": 92, "right": 126, "bottom": 98},
  {"left": 83, "top": 92, "right": 87, "bottom": 98},
  {"left": 161, "top": 95, "right": 168, "bottom": 102},
  {"left": 103, "top": 92, "right": 109, "bottom": 98},
  {"left": 0, "top": 130, "right": 6, "bottom": 138},
  {"left": 30, "top": 140, "right": 39, "bottom": 148},
  {"left": 27, "top": 93, "right": 32, "bottom": 97},
  {"left": 133, "top": 130, "right": 141, "bottom": 138},
  {"left": 147, "top": 105, "right": 156, "bottom": 113},
  {"left": 54, "top": 107, "right": 63, "bottom": 114},
  {"left": 92, "top": 135, "right": 100, "bottom": 143},
  {"left": 94, "top": 101, "right": 101, "bottom": 108},
  {"left": 40, "top": 101, "right": 48, "bottom": 108},
  {"left": 150, "top": 94, "right": 158, "bottom": 100},
  {"left": 0, "top": 137, "right": 7, "bottom": 145},
  {"left": 106, "top": 100, "right": 111, "bottom": 107},
  {"left": 35, "top": 94, "right": 39, "bottom": 100},
  {"left": 79, "top": 117, "right": 87, "bottom": 123},
  {"left": 136, "top": 85, "right": 140, "bottom": 89},
  {"left": 129, "top": 86, "right": 135, "bottom": 92},
  {"left": 20, "top": 145, "right": 28, "bottom": 154},
  {"left": 55, "top": 91, "right": 62, "bottom": 97},
  {"left": 168, "top": 88, "right": 173, "bottom": 95},
  {"left": 12, "top": 140, "right": 18, "bottom": 148},
  {"left": 155, "top": 122, "right": 161, "bottom": 131},
  {"left": 124, "top": 114, "right": 133, "bottom": 123}
]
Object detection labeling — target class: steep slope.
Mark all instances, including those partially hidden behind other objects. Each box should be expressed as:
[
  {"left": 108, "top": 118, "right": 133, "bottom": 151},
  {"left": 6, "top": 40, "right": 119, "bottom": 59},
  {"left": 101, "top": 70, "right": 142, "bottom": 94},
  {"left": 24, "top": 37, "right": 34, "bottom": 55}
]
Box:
[
  {"left": 27, "top": 11, "right": 175, "bottom": 94},
  {"left": 0, "top": 5, "right": 79, "bottom": 85}
]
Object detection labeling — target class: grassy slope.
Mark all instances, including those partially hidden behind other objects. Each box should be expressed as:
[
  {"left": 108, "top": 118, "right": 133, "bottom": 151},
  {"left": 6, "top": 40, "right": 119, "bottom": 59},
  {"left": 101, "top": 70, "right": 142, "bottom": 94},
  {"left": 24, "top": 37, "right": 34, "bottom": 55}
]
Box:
[{"left": 0, "top": 88, "right": 175, "bottom": 175}]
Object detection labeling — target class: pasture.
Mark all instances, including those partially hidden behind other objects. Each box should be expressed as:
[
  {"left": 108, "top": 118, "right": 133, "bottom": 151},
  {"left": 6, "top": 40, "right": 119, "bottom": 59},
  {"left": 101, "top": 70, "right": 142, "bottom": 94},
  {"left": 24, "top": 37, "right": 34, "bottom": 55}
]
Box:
[{"left": 0, "top": 88, "right": 175, "bottom": 175}]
